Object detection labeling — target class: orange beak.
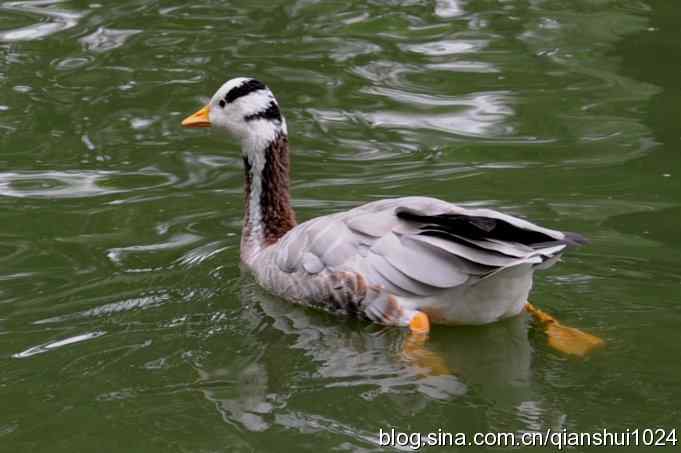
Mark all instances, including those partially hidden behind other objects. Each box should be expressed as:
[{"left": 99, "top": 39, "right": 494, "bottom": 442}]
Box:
[{"left": 181, "top": 105, "right": 211, "bottom": 128}]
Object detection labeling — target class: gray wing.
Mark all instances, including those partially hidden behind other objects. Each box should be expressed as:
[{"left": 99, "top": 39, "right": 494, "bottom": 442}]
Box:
[{"left": 273, "top": 196, "right": 585, "bottom": 297}]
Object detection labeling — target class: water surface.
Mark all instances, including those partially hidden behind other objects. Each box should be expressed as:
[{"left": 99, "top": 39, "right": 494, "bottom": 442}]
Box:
[{"left": 1, "top": 0, "right": 680, "bottom": 451}]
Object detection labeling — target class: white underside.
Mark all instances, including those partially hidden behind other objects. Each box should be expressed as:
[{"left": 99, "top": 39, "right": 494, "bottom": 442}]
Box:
[{"left": 396, "top": 264, "right": 534, "bottom": 325}]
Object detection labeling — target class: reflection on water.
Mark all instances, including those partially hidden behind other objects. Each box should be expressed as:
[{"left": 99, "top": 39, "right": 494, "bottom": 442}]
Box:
[
  {"left": 107, "top": 233, "right": 202, "bottom": 266},
  {"left": 79, "top": 27, "right": 141, "bottom": 53},
  {"left": 435, "top": 0, "right": 465, "bottom": 18},
  {"left": 364, "top": 90, "right": 514, "bottom": 138},
  {"left": 194, "top": 275, "right": 551, "bottom": 441},
  {"left": 34, "top": 294, "right": 169, "bottom": 325},
  {"left": 0, "top": 0, "right": 83, "bottom": 42},
  {"left": 12, "top": 330, "right": 105, "bottom": 358},
  {"left": 401, "top": 39, "right": 487, "bottom": 56},
  {"left": 0, "top": 170, "right": 177, "bottom": 198}
]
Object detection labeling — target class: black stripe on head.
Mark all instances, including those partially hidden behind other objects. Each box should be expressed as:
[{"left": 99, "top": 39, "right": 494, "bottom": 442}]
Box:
[
  {"left": 244, "top": 101, "right": 281, "bottom": 122},
  {"left": 225, "top": 79, "right": 267, "bottom": 104}
]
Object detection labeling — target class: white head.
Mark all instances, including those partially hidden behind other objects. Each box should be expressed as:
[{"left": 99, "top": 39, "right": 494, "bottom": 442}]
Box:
[{"left": 182, "top": 77, "right": 287, "bottom": 152}]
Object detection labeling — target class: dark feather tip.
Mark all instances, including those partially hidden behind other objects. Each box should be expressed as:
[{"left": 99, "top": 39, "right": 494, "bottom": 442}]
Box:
[{"left": 563, "top": 231, "right": 589, "bottom": 246}]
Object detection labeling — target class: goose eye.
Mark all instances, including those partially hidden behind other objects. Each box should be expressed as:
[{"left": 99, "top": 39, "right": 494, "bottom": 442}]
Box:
[{"left": 219, "top": 99, "right": 226, "bottom": 108}]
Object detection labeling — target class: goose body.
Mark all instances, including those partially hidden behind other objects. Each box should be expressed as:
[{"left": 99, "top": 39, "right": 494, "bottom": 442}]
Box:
[{"left": 182, "top": 78, "right": 586, "bottom": 333}]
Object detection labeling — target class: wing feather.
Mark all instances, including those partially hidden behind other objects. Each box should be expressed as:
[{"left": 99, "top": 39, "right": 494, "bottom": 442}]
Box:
[
  {"left": 408, "top": 234, "right": 541, "bottom": 267},
  {"left": 371, "top": 233, "right": 470, "bottom": 288},
  {"left": 271, "top": 196, "right": 582, "bottom": 297},
  {"left": 365, "top": 252, "right": 442, "bottom": 296}
]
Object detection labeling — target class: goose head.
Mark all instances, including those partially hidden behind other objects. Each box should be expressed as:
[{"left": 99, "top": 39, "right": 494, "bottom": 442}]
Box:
[{"left": 182, "top": 77, "right": 286, "bottom": 151}]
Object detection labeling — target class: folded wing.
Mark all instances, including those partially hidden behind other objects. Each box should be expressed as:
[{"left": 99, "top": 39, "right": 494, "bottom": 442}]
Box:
[{"left": 273, "top": 196, "right": 585, "bottom": 298}]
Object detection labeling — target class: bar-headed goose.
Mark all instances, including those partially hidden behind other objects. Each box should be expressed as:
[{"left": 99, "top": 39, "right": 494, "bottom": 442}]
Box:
[{"left": 182, "top": 78, "right": 603, "bottom": 356}]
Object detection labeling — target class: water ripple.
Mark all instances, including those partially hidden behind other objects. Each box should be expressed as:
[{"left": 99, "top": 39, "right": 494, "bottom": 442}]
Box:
[
  {"left": 402, "top": 39, "right": 487, "bottom": 56},
  {"left": 435, "top": 0, "right": 465, "bottom": 18},
  {"left": 107, "top": 233, "right": 203, "bottom": 266},
  {"left": 35, "top": 294, "right": 169, "bottom": 325},
  {"left": 0, "top": 0, "right": 674, "bottom": 450},
  {"left": 79, "top": 27, "right": 141, "bottom": 53},
  {"left": 175, "top": 240, "right": 230, "bottom": 268},
  {"left": 12, "top": 330, "right": 106, "bottom": 358},
  {"left": 0, "top": 170, "right": 177, "bottom": 199},
  {"left": 363, "top": 91, "right": 514, "bottom": 138},
  {"left": 0, "top": 0, "right": 84, "bottom": 42}
]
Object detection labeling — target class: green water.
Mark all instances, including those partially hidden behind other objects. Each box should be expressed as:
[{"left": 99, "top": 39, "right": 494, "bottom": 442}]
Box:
[{"left": 1, "top": 0, "right": 680, "bottom": 451}]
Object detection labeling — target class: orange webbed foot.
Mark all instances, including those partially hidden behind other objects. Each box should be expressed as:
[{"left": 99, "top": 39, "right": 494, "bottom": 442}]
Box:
[{"left": 526, "top": 303, "right": 605, "bottom": 357}]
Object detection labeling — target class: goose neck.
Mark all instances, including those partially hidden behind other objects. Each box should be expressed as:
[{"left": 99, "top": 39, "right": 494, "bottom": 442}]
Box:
[{"left": 241, "top": 131, "right": 296, "bottom": 263}]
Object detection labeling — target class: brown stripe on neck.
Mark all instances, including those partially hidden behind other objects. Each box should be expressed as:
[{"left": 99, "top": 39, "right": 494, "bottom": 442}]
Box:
[
  {"left": 243, "top": 133, "right": 297, "bottom": 246},
  {"left": 243, "top": 156, "right": 253, "bottom": 240},
  {"left": 260, "top": 133, "right": 297, "bottom": 244}
]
